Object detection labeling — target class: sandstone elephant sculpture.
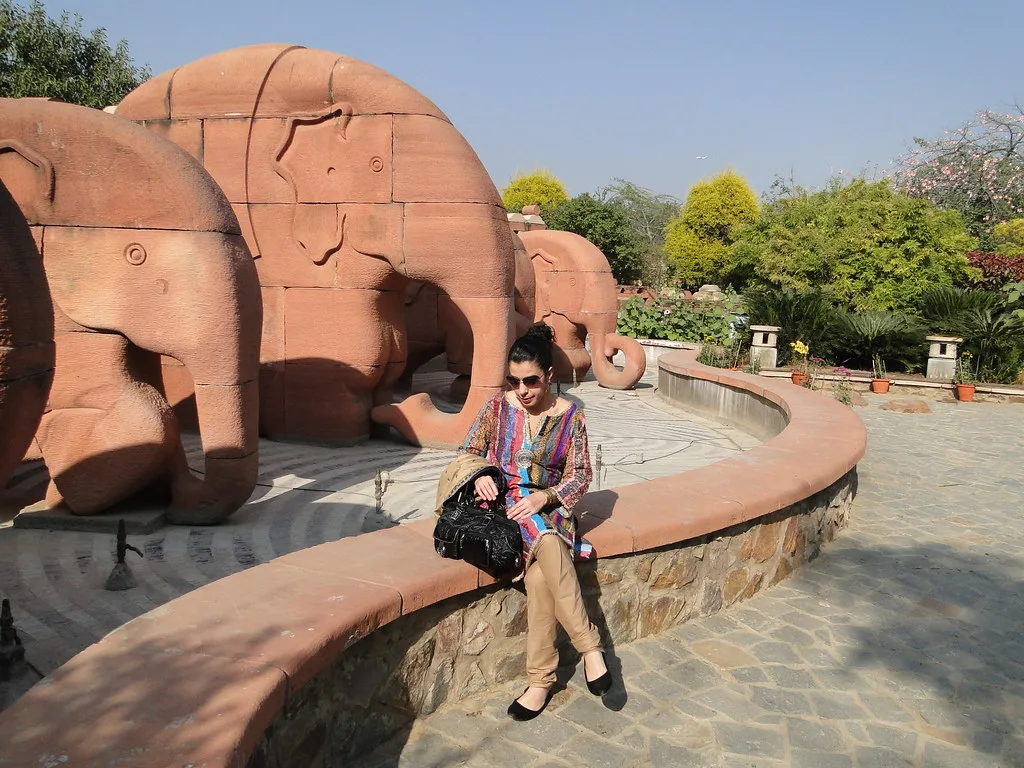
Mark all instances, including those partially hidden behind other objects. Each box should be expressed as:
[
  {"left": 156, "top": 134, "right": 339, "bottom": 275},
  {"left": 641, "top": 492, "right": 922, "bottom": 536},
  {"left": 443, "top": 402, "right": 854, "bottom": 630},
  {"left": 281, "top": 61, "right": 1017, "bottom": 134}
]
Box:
[
  {"left": 518, "top": 229, "right": 646, "bottom": 389},
  {"left": 0, "top": 178, "right": 54, "bottom": 489},
  {"left": 402, "top": 232, "right": 534, "bottom": 400},
  {"left": 116, "top": 44, "right": 515, "bottom": 448},
  {"left": 0, "top": 98, "right": 262, "bottom": 524}
]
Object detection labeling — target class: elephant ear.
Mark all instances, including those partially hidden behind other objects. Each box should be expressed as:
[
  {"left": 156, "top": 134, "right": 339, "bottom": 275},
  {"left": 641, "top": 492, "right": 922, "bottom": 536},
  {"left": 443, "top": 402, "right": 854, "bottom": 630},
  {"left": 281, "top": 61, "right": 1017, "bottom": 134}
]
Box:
[
  {"left": 272, "top": 101, "right": 354, "bottom": 193},
  {"left": 271, "top": 102, "right": 353, "bottom": 265},
  {"left": 0, "top": 140, "right": 56, "bottom": 225}
]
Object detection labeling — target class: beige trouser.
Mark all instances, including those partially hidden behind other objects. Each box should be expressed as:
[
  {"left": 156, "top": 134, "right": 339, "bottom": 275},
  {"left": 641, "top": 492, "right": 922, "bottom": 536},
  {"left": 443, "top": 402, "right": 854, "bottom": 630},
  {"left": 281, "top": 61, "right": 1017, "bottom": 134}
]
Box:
[{"left": 524, "top": 534, "right": 602, "bottom": 688}]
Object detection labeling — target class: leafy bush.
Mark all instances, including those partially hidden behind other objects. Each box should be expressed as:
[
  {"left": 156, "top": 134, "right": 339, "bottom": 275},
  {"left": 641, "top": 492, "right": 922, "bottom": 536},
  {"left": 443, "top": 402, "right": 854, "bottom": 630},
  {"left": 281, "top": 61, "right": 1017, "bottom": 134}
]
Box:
[
  {"left": 501, "top": 169, "right": 569, "bottom": 213},
  {"left": 834, "top": 311, "right": 925, "bottom": 371},
  {"left": 742, "top": 287, "right": 841, "bottom": 365},
  {"left": 732, "top": 178, "right": 978, "bottom": 311},
  {"left": 919, "top": 285, "right": 1003, "bottom": 331},
  {"left": 616, "top": 288, "right": 744, "bottom": 345},
  {"left": 966, "top": 251, "right": 1024, "bottom": 290},
  {"left": 544, "top": 193, "right": 644, "bottom": 283},
  {"left": 994, "top": 218, "right": 1024, "bottom": 256},
  {"left": 919, "top": 285, "right": 1024, "bottom": 382},
  {"left": 664, "top": 170, "right": 759, "bottom": 287}
]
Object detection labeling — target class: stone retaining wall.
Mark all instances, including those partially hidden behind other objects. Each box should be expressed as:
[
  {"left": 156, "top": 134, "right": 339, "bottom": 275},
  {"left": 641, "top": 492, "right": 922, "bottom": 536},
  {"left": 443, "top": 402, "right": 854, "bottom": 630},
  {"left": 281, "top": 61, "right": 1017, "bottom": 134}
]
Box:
[
  {"left": 0, "top": 351, "right": 867, "bottom": 767},
  {"left": 659, "top": 368, "right": 789, "bottom": 442},
  {"left": 249, "top": 471, "right": 854, "bottom": 767}
]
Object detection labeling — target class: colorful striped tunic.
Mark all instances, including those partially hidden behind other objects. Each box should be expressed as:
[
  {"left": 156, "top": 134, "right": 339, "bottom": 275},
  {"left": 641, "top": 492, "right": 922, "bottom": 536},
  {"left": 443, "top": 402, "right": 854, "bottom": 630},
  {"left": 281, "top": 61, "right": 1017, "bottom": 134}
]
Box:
[{"left": 460, "top": 392, "right": 594, "bottom": 568}]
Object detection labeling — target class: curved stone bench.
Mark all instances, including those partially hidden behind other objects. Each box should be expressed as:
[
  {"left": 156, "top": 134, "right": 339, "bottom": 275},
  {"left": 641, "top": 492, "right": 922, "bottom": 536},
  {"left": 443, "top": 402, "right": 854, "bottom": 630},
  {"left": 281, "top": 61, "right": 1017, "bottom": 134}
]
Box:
[{"left": 0, "top": 350, "right": 866, "bottom": 767}]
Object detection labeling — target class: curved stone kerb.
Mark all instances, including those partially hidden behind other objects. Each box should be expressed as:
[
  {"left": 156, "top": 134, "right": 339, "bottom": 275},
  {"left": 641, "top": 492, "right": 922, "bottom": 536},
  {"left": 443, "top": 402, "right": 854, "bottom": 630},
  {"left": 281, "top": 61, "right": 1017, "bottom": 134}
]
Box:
[{"left": 0, "top": 350, "right": 866, "bottom": 766}]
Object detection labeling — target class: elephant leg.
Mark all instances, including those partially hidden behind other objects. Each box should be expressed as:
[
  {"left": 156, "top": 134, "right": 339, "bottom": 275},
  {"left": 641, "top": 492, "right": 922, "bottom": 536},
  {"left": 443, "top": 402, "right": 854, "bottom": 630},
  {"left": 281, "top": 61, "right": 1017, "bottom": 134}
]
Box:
[{"left": 35, "top": 333, "right": 180, "bottom": 515}]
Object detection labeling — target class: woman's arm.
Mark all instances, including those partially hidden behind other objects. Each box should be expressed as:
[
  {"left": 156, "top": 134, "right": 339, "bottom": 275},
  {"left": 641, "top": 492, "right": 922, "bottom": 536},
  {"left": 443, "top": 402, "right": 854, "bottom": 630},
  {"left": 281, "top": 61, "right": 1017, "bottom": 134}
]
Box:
[
  {"left": 549, "top": 410, "right": 593, "bottom": 510},
  {"left": 458, "top": 393, "right": 500, "bottom": 459}
]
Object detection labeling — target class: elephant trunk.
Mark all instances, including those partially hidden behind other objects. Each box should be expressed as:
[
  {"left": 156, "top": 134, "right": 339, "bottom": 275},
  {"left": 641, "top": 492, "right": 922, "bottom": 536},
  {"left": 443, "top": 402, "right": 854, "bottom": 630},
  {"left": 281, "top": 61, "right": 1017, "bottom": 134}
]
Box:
[
  {"left": 158, "top": 233, "right": 262, "bottom": 525},
  {"left": 371, "top": 203, "right": 515, "bottom": 448},
  {"left": 168, "top": 378, "right": 259, "bottom": 525},
  {"left": 585, "top": 313, "right": 648, "bottom": 390}
]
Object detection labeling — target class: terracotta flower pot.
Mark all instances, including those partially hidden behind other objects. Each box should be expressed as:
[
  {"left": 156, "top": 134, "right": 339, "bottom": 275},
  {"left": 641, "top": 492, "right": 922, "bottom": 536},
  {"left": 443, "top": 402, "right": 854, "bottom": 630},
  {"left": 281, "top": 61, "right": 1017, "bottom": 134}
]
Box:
[
  {"left": 791, "top": 371, "right": 807, "bottom": 386},
  {"left": 955, "top": 383, "right": 976, "bottom": 402},
  {"left": 870, "top": 378, "right": 890, "bottom": 394}
]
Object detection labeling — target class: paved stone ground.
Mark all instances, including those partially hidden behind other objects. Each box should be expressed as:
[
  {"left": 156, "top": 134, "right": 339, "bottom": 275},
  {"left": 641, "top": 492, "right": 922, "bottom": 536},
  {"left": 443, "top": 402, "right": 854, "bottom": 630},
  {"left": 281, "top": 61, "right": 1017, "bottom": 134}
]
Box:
[
  {"left": 354, "top": 395, "right": 1024, "bottom": 768},
  {"left": 0, "top": 369, "right": 754, "bottom": 686}
]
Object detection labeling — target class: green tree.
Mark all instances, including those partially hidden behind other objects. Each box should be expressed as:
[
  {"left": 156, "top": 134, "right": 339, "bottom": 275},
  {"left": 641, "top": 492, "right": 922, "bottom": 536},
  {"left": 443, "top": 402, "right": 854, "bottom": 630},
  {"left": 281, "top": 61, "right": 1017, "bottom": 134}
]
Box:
[
  {"left": 664, "top": 169, "right": 759, "bottom": 287},
  {"left": 732, "top": 178, "right": 978, "bottom": 312},
  {"left": 993, "top": 218, "right": 1024, "bottom": 256},
  {"left": 0, "top": 1, "right": 149, "bottom": 108},
  {"left": 544, "top": 193, "right": 644, "bottom": 283},
  {"left": 501, "top": 169, "right": 569, "bottom": 213},
  {"left": 597, "top": 178, "right": 679, "bottom": 287}
]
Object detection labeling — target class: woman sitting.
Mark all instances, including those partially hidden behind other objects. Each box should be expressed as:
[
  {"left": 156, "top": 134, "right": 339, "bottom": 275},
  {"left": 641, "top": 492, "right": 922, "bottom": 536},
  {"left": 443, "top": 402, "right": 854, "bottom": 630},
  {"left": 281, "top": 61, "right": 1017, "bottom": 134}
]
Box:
[{"left": 460, "top": 323, "right": 612, "bottom": 720}]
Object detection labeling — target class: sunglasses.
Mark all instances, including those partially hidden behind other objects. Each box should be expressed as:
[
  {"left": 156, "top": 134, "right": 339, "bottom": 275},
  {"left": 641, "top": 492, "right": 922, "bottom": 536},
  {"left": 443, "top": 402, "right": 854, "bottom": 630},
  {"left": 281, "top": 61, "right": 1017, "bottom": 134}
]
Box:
[{"left": 506, "top": 374, "right": 545, "bottom": 389}]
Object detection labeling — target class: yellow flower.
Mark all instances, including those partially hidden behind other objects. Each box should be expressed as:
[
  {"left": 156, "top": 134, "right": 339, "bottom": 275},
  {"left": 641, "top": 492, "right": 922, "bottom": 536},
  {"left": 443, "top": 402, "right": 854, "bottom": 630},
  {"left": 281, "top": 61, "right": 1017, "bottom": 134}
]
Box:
[{"left": 790, "top": 340, "right": 809, "bottom": 356}]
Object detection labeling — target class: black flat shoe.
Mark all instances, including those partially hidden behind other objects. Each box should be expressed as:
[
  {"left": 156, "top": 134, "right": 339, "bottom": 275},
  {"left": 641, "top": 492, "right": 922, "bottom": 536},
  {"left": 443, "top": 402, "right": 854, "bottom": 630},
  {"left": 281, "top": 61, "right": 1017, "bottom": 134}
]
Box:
[
  {"left": 585, "top": 653, "right": 613, "bottom": 696},
  {"left": 507, "top": 688, "right": 553, "bottom": 721}
]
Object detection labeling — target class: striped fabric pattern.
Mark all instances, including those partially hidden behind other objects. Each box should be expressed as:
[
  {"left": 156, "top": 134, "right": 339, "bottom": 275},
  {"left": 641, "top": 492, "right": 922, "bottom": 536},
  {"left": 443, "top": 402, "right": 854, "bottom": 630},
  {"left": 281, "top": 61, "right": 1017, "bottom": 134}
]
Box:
[{"left": 460, "top": 392, "right": 595, "bottom": 567}]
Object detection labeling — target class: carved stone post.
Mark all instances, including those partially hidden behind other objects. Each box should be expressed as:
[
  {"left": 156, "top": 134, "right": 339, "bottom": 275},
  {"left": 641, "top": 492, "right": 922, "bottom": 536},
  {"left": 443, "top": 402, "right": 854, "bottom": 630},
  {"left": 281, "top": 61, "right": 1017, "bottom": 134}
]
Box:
[
  {"left": 925, "top": 336, "right": 962, "bottom": 380},
  {"left": 750, "top": 325, "right": 782, "bottom": 369}
]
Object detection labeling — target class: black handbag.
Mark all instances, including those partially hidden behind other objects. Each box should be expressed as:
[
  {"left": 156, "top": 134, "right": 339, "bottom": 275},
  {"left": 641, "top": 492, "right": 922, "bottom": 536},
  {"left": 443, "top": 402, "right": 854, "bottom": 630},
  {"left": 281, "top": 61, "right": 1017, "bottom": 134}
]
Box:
[{"left": 433, "top": 466, "right": 523, "bottom": 578}]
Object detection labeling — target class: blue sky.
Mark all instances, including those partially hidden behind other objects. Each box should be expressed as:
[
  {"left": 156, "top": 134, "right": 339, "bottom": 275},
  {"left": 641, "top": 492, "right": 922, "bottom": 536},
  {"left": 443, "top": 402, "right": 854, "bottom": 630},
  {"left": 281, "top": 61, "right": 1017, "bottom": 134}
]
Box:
[{"left": 49, "top": 0, "right": 1023, "bottom": 201}]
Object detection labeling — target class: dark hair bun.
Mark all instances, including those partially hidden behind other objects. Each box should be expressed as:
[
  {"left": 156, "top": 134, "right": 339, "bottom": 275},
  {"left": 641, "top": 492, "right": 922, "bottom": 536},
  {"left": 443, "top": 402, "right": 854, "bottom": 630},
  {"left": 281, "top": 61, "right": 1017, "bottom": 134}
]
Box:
[
  {"left": 525, "top": 322, "right": 555, "bottom": 346},
  {"left": 508, "top": 322, "right": 556, "bottom": 370}
]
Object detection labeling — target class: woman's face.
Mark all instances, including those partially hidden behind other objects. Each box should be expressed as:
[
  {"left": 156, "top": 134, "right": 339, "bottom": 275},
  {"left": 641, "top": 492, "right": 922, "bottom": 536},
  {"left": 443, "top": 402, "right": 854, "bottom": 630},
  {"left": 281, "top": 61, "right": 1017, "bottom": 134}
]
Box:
[{"left": 507, "top": 360, "right": 549, "bottom": 409}]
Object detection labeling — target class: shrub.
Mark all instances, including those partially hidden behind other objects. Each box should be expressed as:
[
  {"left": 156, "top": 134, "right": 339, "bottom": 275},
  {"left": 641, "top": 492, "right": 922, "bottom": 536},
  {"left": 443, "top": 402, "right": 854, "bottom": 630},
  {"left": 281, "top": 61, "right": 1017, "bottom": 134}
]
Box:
[
  {"left": 965, "top": 251, "right": 1024, "bottom": 290},
  {"left": 732, "top": 178, "right": 978, "bottom": 311},
  {"left": 501, "top": 169, "right": 569, "bottom": 213},
  {"left": 616, "top": 287, "right": 744, "bottom": 345},
  {"left": 919, "top": 285, "right": 1024, "bottom": 382},
  {"left": 834, "top": 311, "right": 925, "bottom": 371},
  {"left": 543, "top": 193, "right": 644, "bottom": 283},
  {"left": 742, "top": 287, "right": 841, "bottom": 365},
  {"left": 994, "top": 218, "right": 1024, "bottom": 256},
  {"left": 664, "top": 170, "right": 759, "bottom": 287}
]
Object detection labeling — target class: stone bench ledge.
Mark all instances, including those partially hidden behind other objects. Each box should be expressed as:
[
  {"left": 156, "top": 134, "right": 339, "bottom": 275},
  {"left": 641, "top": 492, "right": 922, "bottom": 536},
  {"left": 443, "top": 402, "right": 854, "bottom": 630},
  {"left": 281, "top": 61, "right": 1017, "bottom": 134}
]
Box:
[{"left": 0, "top": 350, "right": 867, "bottom": 767}]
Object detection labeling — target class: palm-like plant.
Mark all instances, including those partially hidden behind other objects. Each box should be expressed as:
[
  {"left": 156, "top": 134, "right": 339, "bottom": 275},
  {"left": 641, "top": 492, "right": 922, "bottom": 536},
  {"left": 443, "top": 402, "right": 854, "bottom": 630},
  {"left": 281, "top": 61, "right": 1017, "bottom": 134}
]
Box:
[
  {"left": 919, "top": 286, "right": 1003, "bottom": 333},
  {"left": 959, "top": 308, "right": 1024, "bottom": 373},
  {"left": 743, "top": 287, "right": 840, "bottom": 364},
  {"left": 919, "top": 285, "right": 1024, "bottom": 381},
  {"left": 835, "top": 311, "right": 925, "bottom": 371}
]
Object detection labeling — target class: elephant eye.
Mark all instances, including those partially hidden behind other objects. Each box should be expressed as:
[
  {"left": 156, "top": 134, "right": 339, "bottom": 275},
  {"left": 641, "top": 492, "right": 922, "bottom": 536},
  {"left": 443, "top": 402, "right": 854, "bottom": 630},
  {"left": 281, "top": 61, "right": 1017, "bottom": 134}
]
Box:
[{"left": 124, "top": 243, "right": 147, "bottom": 266}]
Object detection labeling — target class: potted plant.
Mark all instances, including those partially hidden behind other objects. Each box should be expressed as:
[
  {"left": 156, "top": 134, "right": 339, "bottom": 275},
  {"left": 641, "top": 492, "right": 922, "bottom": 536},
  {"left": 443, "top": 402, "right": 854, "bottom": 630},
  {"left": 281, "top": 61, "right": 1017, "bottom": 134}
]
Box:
[
  {"left": 789, "top": 340, "right": 809, "bottom": 385},
  {"left": 870, "top": 354, "right": 890, "bottom": 394},
  {"left": 953, "top": 351, "right": 977, "bottom": 402}
]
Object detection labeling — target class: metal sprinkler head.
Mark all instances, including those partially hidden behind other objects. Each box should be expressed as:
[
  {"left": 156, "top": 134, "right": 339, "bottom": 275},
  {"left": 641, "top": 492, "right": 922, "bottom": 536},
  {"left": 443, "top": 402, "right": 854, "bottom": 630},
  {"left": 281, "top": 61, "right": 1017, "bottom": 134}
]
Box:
[
  {"left": 106, "top": 519, "right": 143, "bottom": 591},
  {"left": 0, "top": 598, "right": 25, "bottom": 682}
]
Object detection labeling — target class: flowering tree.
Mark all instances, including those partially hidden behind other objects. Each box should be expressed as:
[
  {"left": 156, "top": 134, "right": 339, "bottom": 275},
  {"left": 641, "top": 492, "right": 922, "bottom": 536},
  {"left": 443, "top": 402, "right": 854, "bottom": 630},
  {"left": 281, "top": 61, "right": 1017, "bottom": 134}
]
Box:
[{"left": 892, "top": 107, "right": 1024, "bottom": 249}]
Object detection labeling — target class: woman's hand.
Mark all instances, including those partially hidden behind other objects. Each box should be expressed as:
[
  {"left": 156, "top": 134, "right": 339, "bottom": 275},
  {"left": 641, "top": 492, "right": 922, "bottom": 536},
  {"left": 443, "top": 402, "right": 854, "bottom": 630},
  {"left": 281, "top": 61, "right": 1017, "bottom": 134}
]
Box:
[
  {"left": 474, "top": 475, "right": 499, "bottom": 502},
  {"left": 507, "top": 492, "right": 549, "bottom": 522}
]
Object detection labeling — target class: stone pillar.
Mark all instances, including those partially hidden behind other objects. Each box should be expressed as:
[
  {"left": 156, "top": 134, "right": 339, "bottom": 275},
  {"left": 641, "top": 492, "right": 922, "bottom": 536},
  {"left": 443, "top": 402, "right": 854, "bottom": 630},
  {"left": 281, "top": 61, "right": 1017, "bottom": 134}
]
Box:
[
  {"left": 750, "top": 325, "right": 781, "bottom": 369},
  {"left": 925, "top": 336, "right": 962, "bottom": 380}
]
